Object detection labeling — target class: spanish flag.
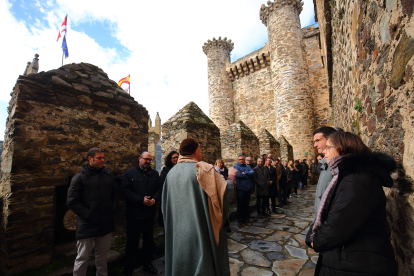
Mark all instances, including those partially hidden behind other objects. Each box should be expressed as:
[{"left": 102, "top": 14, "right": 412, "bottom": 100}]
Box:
[{"left": 118, "top": 75, "right": 130, "bottom": 86}]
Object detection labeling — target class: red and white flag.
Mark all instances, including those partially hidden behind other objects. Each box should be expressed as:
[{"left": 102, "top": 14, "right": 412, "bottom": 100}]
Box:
[{"left": 56, "top": 15, "right": 67, "bottom": 42}]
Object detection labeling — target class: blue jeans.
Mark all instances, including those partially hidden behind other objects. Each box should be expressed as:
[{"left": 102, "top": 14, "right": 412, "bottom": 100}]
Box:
[
  {"left": 298, "top": 181, "right": 303, "bottom": 190},
  {"left": 236, "top": 189, "right": 251, "bottom": 222}
]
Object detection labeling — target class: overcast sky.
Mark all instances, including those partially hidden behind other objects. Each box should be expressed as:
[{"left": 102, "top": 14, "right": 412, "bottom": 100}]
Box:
[{"left": 0, "top": 0, "right": 316, "bottom": 137}]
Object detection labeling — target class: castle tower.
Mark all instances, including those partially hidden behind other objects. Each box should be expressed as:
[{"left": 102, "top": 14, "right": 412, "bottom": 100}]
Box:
[
  {"left": 155, "top": 112, "right": 161, "bottom": 135},
  {"left": 203, "top": 37, "right": 235, "bottom": 132},
  {"left": 260, "top": 1, "right": 315, "bottom": 159}
]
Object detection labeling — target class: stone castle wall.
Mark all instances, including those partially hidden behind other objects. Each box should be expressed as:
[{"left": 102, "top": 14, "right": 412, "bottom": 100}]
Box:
[
  {"left": 314, "top": 0, "right": 414, "bottom": 273},
  {"left": 0, "top": 63, "right": 149, "bottom": 274},
  {"left": 303, "top": 26, "right": 332, "bottom": 127}
]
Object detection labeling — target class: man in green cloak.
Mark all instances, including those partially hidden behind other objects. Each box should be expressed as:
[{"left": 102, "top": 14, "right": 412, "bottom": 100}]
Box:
[{"left": 162, "top": 138, "right": 235, "bottom": 276}]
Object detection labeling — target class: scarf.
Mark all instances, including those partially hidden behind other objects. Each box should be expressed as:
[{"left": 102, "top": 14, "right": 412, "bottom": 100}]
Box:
[
  {"left": 214, "top": 165, "right": 225, "bottom": 174},
  {"left": 177, "top": 155, "right": 227, "bottom": 246},
  {"left": 311, "top": 155, "right": 348, "bottom": 241}
]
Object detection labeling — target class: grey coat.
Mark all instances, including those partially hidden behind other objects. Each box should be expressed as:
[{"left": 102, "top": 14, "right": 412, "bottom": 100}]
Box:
[
  {"left": 314, "top": 158, "right": 333, "bottom": 218},
  {"left": 253, "top": 166, "right": 270, "bottom": 196}
]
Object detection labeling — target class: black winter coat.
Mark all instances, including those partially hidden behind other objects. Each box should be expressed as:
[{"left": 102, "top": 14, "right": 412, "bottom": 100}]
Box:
[
  {"left": 279, "top": 165, "right": 288, "bottom": 187},
  {"left": 306, "top": 152, "right": 398, "bottom": 276},
  {"left": 253, "top": 166, "right": 270, "bottom": 196},
  {"left": 67, "top": 164, "right": 118, "bottom": 239},
  {"left": 121, "top": 165, "right": 163, "bottom": 220},
  {"left": 267, "top": 166, "right": 278, "bottom": 197}
]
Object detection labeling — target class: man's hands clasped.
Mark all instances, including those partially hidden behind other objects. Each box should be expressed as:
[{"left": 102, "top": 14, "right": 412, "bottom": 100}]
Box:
[{"left": 143, "top": 196, "right": 156, "bottom": 206}]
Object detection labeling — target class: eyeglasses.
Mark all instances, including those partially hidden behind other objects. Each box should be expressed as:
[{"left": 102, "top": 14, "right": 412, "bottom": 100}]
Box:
[
  {"left": 142, "top": 158, "right": 153, "bottom": 162},
  {"left": 323, "top": 145, "right": 336, "bottom": 151},
  {"left": 172, "top": 157, "right": 179, "bottom": 159},
  {"left": 238, "top": 159, "right": 245, "bottom": 161},
  {"left": 314, "top": 137, "right": 325, "bottom": 143}
]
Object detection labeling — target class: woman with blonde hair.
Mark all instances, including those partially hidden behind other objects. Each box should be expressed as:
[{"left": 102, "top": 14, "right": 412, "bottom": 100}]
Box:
[
  {"left": 286, "top": 160, "right": 296, "bottom": 203},
  {"left": 214, "top": 159, "right": 228, "bottom": 180},
  {"left": 266, "top": 158, "right": 278, "bottom": 213}
]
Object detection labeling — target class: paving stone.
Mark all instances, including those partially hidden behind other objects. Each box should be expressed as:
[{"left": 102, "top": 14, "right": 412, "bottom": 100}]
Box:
[
  {"left": 239, "top": 226, "right": 274, "bottom": 235},
  {"left": 245, "top": 240, "right": 282, "bottom": 252},
  {"left": 285, "top": 245, "right": 308, "bottom": 259},
  {"left": 305, "top": 260, "right": 316, "bottom": 268},
  {"left": 266, "top": 224, "right": 301, "bottom": 233},
  {"left": 270, "top": 214, "right": 287, "bottom": 219},
  {"left": 286, "top": 238, "right": 300, "bottom": 247},
  {"left": 308, "top": 248, "right": 317, "bottom": 255},
  {"left": 267, "top": 251, "right": 287, "bottom": 260},
  {"left": 252, "top": 222, "right": 266, "bottom": 227},
  {"left": 228, "top": 239, "right": 247, "bottom": 254},
  {"left": 294, "top": 234, "right": 306, "bottom": 245},
  {"left": 298, "top": 268, "right": 316, "bottom": 276},
  {"left": 241, "top": 267, "right": 273, "bottom": 276},
  {"left": 311, "top": 256, "right": 319, "bottom": 264},
  {"left": 229, "top": 232, "right": 243, "bottom": 241},
  {"left": 272, "top": 259, "right": 307, "bottom": 276},
  {"left": 264, "top": 231, "right": 292, "bottom": 242},
  {"left": 240, "top": 249, "right": 271, "bottom": 267},
  {"left": 228, "top": 253, "right": 240, "bottom": 259},
  {"left": 294, "top": 221, "right": 310, "bottom": 228},
  {"left": 229, "top": 258, "right": 244, "bottom": 276},
  {"left": 107, "top": 250, "right": 121, "bottom": 263}
]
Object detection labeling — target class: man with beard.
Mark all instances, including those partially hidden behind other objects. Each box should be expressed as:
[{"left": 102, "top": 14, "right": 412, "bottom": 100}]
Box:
[
  {"left": 312, "top": 127, "right": 337, "bottom": 218},
  {"left": 122, "top": 152, "right": 162, "bottom": 275},
  {"left": 162, "top": 138, "right": 235, "bottom": 276}
]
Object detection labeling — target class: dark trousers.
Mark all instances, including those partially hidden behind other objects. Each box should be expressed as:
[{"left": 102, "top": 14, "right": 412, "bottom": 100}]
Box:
[
  {"left": 124, "top": 218, "right": 154, "bottom": 273},
  {"left": 302, "top": 175, "right": 308, "bottom": 187},
  {"left": 256, "top": 195, "right": 267, "bottom": 214},
  {"left": 236, "top": 189, "right": 251, "bottom": 222}
]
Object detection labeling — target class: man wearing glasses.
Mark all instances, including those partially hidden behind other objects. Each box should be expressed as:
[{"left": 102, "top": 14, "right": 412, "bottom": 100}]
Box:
[
  {"left": 121, "top": 152, "right": 162, "bottom": 275},
  {"left": 312, "top": 127, "right": 338, "bottom": 219},
  {"left": 234, "top": 155, "right": 255, "bottom": 228}
]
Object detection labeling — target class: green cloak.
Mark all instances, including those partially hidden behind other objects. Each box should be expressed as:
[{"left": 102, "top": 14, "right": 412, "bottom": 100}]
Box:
[{"left": 162, "top": 162, "right": 234, "bottom": 276}]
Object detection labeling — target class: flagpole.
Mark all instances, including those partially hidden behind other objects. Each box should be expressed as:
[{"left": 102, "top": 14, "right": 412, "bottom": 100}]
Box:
[{"left": 62, "top": 51, "right": 64, "bottom": 67}]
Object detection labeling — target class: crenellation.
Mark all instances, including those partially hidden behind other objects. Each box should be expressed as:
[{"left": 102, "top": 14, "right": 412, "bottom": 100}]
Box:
[{"left": 260, "top": 0, "right": 304, "bottom": 27}]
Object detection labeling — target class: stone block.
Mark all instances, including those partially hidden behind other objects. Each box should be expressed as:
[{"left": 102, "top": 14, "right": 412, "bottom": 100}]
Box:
[
  {"left": 161, "top": 102, "right": 221, "bottom": 165},
  {"left": 221, "top": 121, "right": 260, "bottom": 167}
]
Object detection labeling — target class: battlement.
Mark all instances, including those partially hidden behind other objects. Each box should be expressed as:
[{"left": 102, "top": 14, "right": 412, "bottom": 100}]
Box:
[
  {"left": 260, "top": 0, "right": 304, "bottom": 26},
  {"left": 226, "top": 43, "right": 270, "bottom": 81},
  {"left": 202, "top": 37, "right": 234, "bottom": 55}
]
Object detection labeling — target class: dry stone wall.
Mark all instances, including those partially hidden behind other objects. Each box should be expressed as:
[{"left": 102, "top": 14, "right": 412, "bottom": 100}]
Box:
[
  {"left": 161, "top": 102, "right": 221, "bottom": 165},
  {"left": 314, "top": 0, "right": 414, "bottom": 273},
  {"left": 258, "top": 129, "right": 281, "bottom": 158},
  {"left": 277, "top": 135, "right": 294, "bottom": 162},
  {"left": 260, "top": 1, "right": 316, "bottom": 160},
  {"left": 221, "top": 121, "right": 260, "bottom": 167},
  {"left": 0, "top": 63, "right": 149, "bottom": 275}
]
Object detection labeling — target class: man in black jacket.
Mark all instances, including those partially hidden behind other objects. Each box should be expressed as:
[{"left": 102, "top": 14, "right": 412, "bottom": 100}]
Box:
[
  {"left": 253, "top": 158, "right": 270, "bottom": 218},
  {"left": 122, "top": 152, "right": 162, "bottom": 276},
  {"left": 67, "top": 148, "right": 118, "bottom": 276}
]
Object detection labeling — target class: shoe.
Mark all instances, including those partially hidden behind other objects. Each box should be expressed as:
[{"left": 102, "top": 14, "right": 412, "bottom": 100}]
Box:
[
  {"left": 272, "top": 208, "right": 277, "bottom": 213},
  {"left": 227, "top": 226, "right": 232, "bottom": 233},
  {"left": 263, "top": 213, "right": 271, "bottom": 217},
  {"left": 143, "top": 263, "right": 158, "bottom": 275},
  {"left": 244, "top": 221, "right": 252, "bottom": 226},
  {"left": 257, "top": 213, "right": 264, "bottom": 219},
  {"left": 248, "top": 214, "right": 254, "bottom": 218},
  {"left": 238, "top": 222, "right": 244, "bottom": 228}
]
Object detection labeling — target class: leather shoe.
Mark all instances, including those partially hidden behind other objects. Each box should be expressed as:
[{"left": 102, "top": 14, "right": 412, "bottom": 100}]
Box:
[
  {"left": 238, "top": 222, "right": 244, "bottom": 228},
  {"left": 244, "top": 221, "right": 252, "bottom": 226},
  {"left": 143, "top": 263, "right": 158, "bottom": 275}
]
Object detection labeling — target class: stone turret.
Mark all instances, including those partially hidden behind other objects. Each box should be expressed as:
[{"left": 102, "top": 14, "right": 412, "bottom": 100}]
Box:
[
  {"left": 155, "top": 112, "right": 161, "bottom": 135},
  {"left": 203, "top": 37, "right": 235, "bottom": 132},
  {"left": 260, "top": 1, "right": 315, "bottom": 159},
  {"left": 23, "top": 54, "right": 40, "bottom": 76}
]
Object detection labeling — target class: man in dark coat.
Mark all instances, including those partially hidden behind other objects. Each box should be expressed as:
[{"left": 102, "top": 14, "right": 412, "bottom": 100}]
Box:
[
  {"left": 234, "top": 155, "right": 255, "bottom": 228},
  {"left": 301, "top": 159, "right": 309, "bottom": 188},
  {"left": 253, "top": 158, "right": 270, "bottom": 218},
  {"left": 67, "top": 148, "right": 118, "bottom": 276},
  {"left": 122, "top": 152, "right": 163, "bottom": 276}
]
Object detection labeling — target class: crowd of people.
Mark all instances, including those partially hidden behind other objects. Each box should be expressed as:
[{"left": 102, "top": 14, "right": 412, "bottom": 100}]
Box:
[{"left": 66, "top": 126, "right": 399, "bottom": 276}]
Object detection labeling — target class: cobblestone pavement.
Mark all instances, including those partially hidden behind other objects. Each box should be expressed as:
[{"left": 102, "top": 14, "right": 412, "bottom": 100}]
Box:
[
  {"left": 134, "top": 186, "right": 317, "bottom": 276},
  {"left": 227, "top": 186, "right": 317, "bottom": 276}
]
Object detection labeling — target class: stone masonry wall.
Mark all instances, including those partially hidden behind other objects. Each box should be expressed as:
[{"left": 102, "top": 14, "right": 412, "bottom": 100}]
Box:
[
  {"left": 232, "top": 68, "right": 276, "bottom": 137},
  {"left": 221, "top": 121, "right": 260, "bottom": 167},
  {"left": 161, "top": 102, "right": 221, "bottom": 165},
  {"left": 260, "top": 1, "right": 316, "bottom": 160},
  {"left": 314, "top": 0, "right": 414, "bottom": 273},
  {"left": 277, "top": 135, "right": 294, "bottom": 162},
  {"left": 303, "top": 26, "right": 332, "bottom": 127},
  {"left": 258, "top": 129, "right": 281, "bottom": 158},
  {"left": 0, "top": 63, "right": 149, "bottom": 275}
]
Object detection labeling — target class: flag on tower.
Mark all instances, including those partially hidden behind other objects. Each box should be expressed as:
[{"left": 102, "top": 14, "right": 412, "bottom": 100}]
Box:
[
  {"left": 57, "top": 15, "right": 67, "bottom": 42},
  {"left": 62, "top": 35, "right": 69, "bottom": 59},
  {"left": 118, "top": 75, "right": 130, "bottom": 86}
]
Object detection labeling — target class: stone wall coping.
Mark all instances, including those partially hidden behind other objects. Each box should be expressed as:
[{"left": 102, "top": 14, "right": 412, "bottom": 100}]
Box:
[
  {"left": 226, "top": 51, "right": 270, "bottom": 81},
  {"left": 202, "top": 36, "right": 234, "bottom": 56},
  {"left": 260, "top": 0, "right": 304, "bottom": 27}
]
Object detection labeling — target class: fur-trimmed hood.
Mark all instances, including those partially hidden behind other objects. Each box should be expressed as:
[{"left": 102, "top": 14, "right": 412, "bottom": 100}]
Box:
[{"left": 337, "top": 152, "right": 396, "bottom": 188}]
